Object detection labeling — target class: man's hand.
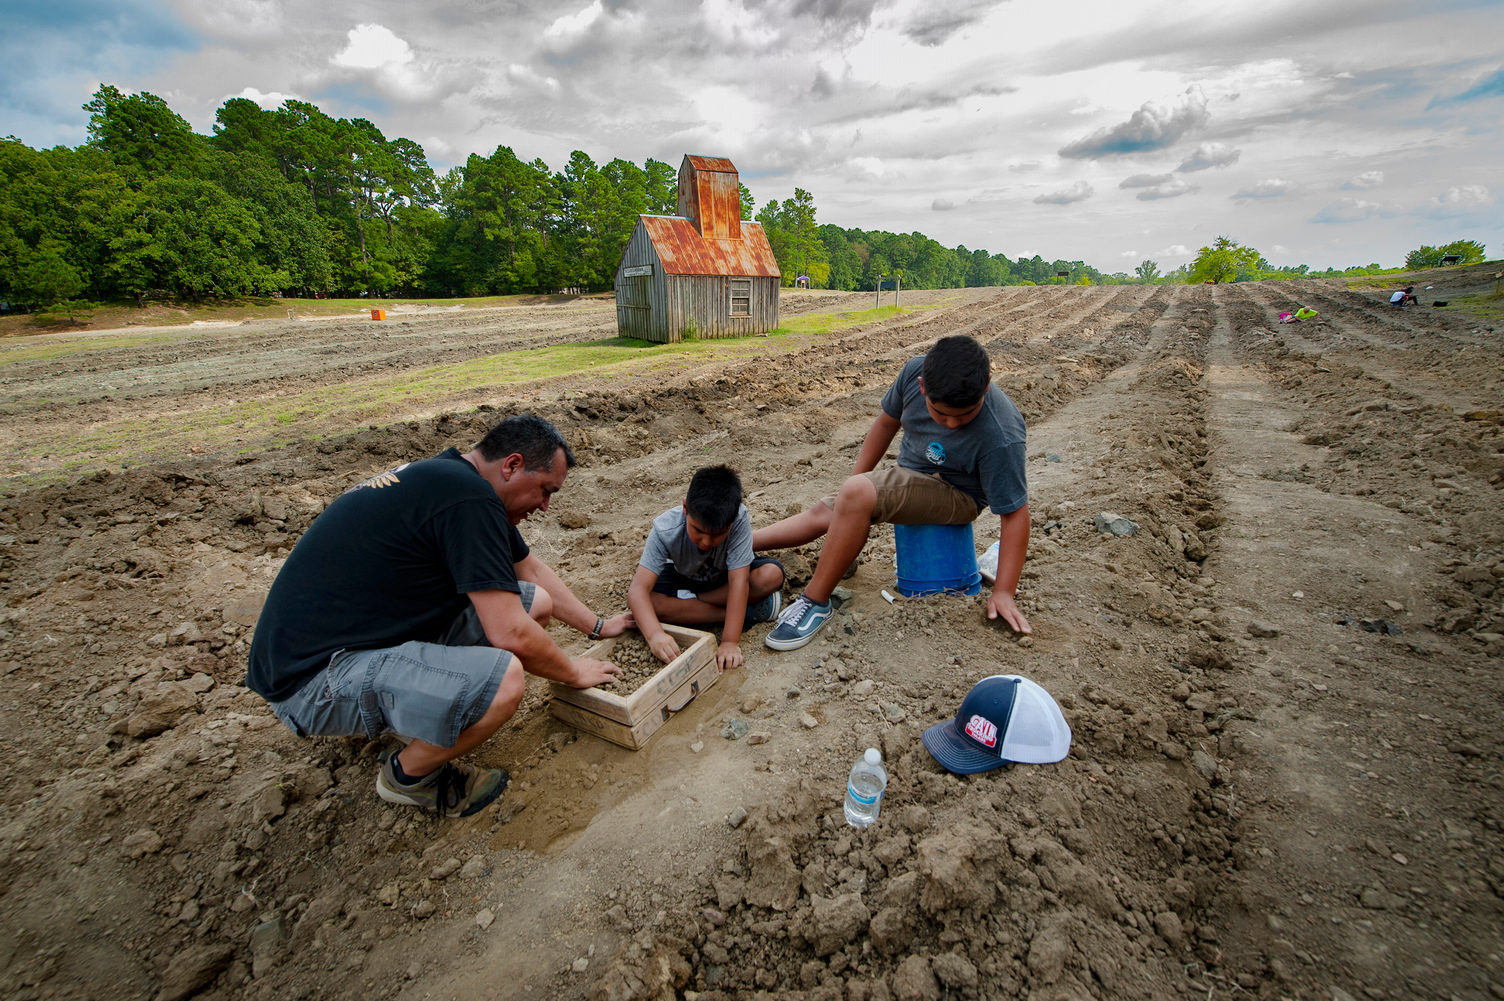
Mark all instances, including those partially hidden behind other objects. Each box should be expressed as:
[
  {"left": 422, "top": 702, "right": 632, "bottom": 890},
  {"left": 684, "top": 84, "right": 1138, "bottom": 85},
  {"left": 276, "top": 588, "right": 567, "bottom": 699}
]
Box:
[
  {"left": 569, "top": 657, "right": 621, "bottom": 688},
  {"left": 647, "top": 631, "right": 681, "bottom": 664},
  {"left": 715, "top": 641, "right": 744, "bottom": 673},
  {"left": 987, "top": 589, "right": 1032, "bottom": 635},
  {"left": 597, "top": 612, "right": 634, "bottom": 638}
]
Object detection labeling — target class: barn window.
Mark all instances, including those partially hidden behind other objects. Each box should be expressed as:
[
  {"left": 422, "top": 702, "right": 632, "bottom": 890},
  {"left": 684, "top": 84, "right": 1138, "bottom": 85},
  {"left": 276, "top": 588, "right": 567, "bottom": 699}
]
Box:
[{"left": 729, "top": 279, "right": 751, "bottom": 317}]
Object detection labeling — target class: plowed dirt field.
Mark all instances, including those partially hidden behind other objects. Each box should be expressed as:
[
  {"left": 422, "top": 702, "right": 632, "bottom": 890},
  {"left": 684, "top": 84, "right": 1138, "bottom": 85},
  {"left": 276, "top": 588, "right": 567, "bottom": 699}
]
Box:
[{"left": 1, "top": 276, "right": 1500, "bottom": 1001}]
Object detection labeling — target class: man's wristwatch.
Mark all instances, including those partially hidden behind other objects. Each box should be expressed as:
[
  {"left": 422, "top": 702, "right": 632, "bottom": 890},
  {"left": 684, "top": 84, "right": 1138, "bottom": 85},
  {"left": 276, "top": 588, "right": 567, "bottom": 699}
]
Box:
[{"left": 589, "top": 615, "right": 604, "bottom": 641}]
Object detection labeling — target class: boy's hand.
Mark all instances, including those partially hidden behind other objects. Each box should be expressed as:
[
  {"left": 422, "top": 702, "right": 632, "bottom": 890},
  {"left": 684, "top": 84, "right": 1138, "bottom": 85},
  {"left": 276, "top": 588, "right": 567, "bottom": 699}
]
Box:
[
  {"left": 715, "top": 641, "right": 744, "bottom": 673},
  {"left": 598, "top": 612, "right": 634, "bottom": 638},
  {"left": 570, "top": 657, "right": 622, "bottom": 688},
  {"left": 987, "top": 590, "right": 1033, "bottom": 635},
  {"left": 647, "top": 631, "right": 681, "bottom": 664}
]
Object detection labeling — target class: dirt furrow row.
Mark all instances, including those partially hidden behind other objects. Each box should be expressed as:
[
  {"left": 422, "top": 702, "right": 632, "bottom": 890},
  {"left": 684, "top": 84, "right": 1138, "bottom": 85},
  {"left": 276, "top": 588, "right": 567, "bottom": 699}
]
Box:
[{"left": 1195, "top": 287, "right": 1504, "bottom": 1001}]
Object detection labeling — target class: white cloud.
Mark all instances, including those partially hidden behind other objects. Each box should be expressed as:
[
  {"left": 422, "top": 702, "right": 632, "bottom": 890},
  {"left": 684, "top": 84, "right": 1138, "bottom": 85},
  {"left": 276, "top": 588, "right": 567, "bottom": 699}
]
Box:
[
  {"left": 1121, "top": 173, "right": 1196, "bottom": 200},
  {"left": 331, "top": 24, "right": 413, "bottom": 72},
  {"left": 1119, "top": 249, "right": 1139, "bottom": 257},
  {"left": 849, "top": 156, "right": 885, "bottom": 178},
  {"left": 1232, "top": 178, "right": 1296, "bottom": 199},
  {"left": 1158, "top": 244, "right": 1192, "bottom": 258},
  {"left": 545, "top": 1, "right": 604, "bottom": 40},
  {"left": 1341, "top": 170, "right": 1384, "bottom": 190},
  {"left": 1310, "top": 197, "right": 1382, "bottom": 223},
  {"left": 1059, "top": 87, "right": 1208, "bottom": 160},
  {"left": 180, "top": 0, "right": 285, "bottom": 41},
  {"left": 508, "top": 64, "right": 561, "bottom": 95},
  {"left": 329, "top": 24, "right": 435, "bottom": 101},
  {"left": 1135, "top": 177, "right": 1197, "bottom": 201},
  {"left": 1431, "top": 185, "right": 1493, "bottom": 209},
  {"left": 932, "top": 197, "right": 955, "bottom": 210},
  {"left": 1177, "top": 141, "right": 1240, "bottom": 172},
  {"left": 1033, "top": 181, "right": 1094, "bottom": 205},
  {"left": 699, "top": 0, "right": 779, "bottom": 48},
  {"left": 227, "top": 87, "right": 297, "bottom": 110}
]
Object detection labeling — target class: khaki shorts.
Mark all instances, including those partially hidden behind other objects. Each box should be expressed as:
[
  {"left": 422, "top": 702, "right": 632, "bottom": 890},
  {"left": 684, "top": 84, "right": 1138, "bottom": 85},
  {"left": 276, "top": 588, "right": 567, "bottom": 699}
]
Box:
[{"left": 820, "top": 465, "right": 981, "bottom": 526}]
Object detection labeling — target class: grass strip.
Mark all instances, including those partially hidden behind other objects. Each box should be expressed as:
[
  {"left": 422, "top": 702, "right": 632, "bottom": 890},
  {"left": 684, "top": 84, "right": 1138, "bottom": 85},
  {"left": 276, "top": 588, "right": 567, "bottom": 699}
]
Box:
[
  {"left": 5, "top": 302, "right": 925, "bottom": 481},
  {"left": 7, "top": 334, "right": 795, "bottom": 472}
]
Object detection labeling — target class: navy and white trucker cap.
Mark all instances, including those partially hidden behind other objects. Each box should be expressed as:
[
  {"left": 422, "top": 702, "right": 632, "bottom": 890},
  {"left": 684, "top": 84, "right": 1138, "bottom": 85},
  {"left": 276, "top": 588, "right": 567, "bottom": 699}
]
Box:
[{"left": 921, "top": 675, "right": 1072, "bottom": 774}]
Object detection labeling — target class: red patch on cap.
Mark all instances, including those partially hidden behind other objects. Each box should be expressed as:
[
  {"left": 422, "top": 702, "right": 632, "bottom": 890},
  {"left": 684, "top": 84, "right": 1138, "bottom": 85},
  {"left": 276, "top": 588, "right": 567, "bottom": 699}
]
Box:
[{"left": 964, "top": 714, "right": 998, "bottom": 748}]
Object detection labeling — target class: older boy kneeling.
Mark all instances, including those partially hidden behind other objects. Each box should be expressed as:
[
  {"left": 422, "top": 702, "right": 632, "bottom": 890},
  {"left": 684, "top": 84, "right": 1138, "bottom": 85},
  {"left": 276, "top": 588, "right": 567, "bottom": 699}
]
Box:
[
  {"left": 754, "top": 334, "right": 1031, "bottom": 651},
  {"left": 629, "top": 466, "right": 786, "bottom": 671}
]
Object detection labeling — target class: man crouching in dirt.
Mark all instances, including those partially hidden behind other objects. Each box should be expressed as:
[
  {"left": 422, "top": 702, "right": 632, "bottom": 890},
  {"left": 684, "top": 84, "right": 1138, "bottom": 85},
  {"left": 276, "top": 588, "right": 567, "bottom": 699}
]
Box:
[
  {"left": 247, "top": 414, "right": 630, "bottom": 818},
  {"left": 754, "top": 334, "right": 1032, "bottom": 650}
]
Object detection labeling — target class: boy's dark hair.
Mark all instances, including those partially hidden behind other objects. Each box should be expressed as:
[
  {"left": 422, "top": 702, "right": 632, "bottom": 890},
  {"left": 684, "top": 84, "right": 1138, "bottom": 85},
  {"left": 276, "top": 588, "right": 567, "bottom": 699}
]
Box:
[
  {"left": 685, "top": 465, "right": 743, "bottom": 532},
  {"left": 477, "top": 414, "right": 576, "bottom": 471},
  {"left": 921, "top": 335, "right": 991, "bottom": 407}
]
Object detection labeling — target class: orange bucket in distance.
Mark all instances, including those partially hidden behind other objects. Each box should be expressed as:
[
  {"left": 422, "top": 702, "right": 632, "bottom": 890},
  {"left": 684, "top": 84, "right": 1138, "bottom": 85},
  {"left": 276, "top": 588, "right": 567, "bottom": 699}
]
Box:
[{"left": 371, "top": 309, "right": 386, "bottom": 320}]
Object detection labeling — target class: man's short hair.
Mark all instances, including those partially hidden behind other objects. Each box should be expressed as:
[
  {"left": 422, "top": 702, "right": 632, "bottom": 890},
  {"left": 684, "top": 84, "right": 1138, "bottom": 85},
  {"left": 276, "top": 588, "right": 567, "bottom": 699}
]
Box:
[
  {"left": 922, "top": 335, "right": 991, "bottom": 407},
  {"left": 685, "top": 465, "right": 742, "bottom": 533},
  {"left": 477, "top": 414, "right": 576, "bottom": 471}
]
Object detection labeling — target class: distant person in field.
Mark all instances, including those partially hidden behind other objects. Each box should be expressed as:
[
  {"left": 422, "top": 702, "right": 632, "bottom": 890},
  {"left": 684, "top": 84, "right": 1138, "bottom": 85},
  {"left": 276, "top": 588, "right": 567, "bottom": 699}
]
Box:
[
  {"left": 628, "top": 465, "right": 786, "bottom": 672},
  {"left": 753, "top": 334, "right": 1031, "bottom": 651},
  {"left": 247, "top": 415, "right": 632, "bottom": 819},
  {"left": 1390, "top": 286, "right": 1418, "bottom": 307}
]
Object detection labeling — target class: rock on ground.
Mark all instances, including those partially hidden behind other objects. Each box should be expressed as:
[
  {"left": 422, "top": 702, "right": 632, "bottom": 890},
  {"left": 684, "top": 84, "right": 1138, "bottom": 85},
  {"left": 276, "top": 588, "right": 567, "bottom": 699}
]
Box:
[
  {"left": 126, "top": 681, "right": 198, "bottom": 738},
  {"left": 153, "top": 943, "right": 234, "bottom": 1001}
]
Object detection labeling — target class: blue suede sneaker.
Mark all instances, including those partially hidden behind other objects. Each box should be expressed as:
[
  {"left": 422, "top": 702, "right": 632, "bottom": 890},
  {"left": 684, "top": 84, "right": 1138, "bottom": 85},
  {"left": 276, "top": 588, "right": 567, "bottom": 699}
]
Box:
[
  {"left": 765, "top": 593, "right": 833, "bottom": 651},
  {"left": 744, "top": 590, "right": 783, "bottom": 630}
]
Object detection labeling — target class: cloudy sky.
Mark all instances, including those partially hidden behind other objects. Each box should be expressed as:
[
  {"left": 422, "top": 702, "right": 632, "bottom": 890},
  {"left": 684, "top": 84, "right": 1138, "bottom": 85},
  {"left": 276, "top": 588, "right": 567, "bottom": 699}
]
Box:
[{"left": 4, "top": 0, "right": 1501, "bottom": 271}]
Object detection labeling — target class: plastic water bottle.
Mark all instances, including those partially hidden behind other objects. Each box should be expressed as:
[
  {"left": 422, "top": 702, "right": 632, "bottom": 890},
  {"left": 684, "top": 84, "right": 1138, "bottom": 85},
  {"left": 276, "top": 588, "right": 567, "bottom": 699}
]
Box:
[{"left": 844, "top": 748, "right": 888, "bottom": 828}]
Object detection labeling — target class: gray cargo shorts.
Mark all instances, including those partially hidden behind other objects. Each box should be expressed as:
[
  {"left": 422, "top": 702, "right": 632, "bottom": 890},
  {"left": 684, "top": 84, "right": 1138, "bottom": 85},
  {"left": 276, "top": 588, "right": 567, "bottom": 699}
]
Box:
[{"left": 267, "top": 582, "right": 535, "bottom": 749}]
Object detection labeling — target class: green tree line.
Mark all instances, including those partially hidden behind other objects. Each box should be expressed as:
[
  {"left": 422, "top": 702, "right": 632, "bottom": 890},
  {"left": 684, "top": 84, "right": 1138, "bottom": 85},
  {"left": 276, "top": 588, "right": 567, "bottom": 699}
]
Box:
[
  {"left": 4, "top": 87, "right": 1489, "bottom": 312},
  {"left": 0, "top": 87, "right": 1132, "bottom": 310},
  {"left": 754, "top": 189, "right": 1110, "bottom": 291}
]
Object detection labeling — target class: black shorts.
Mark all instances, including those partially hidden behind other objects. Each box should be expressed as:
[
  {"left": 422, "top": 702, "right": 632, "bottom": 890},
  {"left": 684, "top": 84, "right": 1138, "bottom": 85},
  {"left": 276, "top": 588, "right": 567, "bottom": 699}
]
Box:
[{"left": 651, "top": 556, "right": 785, "bottom": 596}]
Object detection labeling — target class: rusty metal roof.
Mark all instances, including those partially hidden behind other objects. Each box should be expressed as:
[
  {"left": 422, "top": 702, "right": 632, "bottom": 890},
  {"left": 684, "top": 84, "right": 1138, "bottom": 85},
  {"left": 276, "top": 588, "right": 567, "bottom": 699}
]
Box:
[
  {"left": 640, "top": 216, "right": 782, "bottom": 278},
  {"left": 683, "top": 155, "right": 737, "bottom": 174}
]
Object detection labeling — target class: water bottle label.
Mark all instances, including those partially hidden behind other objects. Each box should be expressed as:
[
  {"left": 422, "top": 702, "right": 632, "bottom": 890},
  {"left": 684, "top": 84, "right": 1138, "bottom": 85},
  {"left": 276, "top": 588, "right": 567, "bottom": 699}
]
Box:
[{"left": 848, "top": 783, "right": 878, "bottom": 806}]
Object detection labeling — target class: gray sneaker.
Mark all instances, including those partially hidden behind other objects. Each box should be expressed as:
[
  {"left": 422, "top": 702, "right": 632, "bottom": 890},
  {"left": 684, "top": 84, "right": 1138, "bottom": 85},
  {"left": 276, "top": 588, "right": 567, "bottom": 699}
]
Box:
[
  {"left": 744, "top": 590, "right": 783, "bottom": 629},
  {"left": 377, "top": 749, "right": 508, "bottom": 818},
  {"left": 765, "top": 593, "right": 834, "bottom": 651}
]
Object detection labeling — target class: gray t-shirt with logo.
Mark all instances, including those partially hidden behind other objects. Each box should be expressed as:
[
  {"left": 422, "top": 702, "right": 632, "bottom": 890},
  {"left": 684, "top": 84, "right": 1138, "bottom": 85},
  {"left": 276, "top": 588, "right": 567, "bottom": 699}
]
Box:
[
  {"left": 639, "top": 504, "right": 754, "bottom": 583},
  {"left": 881, "top": 355, "right": 1029, "bottom": 515}
]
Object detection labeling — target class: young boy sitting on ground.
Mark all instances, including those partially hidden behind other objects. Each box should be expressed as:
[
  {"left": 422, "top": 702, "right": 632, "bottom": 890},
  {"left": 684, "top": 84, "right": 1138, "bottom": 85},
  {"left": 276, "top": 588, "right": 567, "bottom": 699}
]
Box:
[
  {"left": 754, "top": 334, "right": 1031, "bottom": 651},
  {"left": 629, "top": 465, "right": 787, "bottom": 671}
]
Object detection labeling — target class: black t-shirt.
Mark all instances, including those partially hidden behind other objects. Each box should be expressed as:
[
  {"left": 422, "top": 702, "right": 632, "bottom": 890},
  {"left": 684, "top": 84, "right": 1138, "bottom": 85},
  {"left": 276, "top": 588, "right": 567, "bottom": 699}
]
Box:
[{"left": 247, "top": 448, "right": 530, "bottom": 702}]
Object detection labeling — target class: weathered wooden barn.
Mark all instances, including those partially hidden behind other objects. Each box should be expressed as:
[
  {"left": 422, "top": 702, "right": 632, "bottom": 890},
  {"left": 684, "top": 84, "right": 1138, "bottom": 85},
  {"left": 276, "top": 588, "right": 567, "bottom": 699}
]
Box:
[{"left": 614, "top": 155, "right": 781, "bottom": 342}]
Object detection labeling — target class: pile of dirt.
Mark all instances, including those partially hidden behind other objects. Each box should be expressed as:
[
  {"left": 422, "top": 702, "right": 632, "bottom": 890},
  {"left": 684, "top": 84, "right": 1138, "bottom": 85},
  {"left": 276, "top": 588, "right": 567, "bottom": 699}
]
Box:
[{"left": 600, "top": 633, "right": 668, "bottom": 693}]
